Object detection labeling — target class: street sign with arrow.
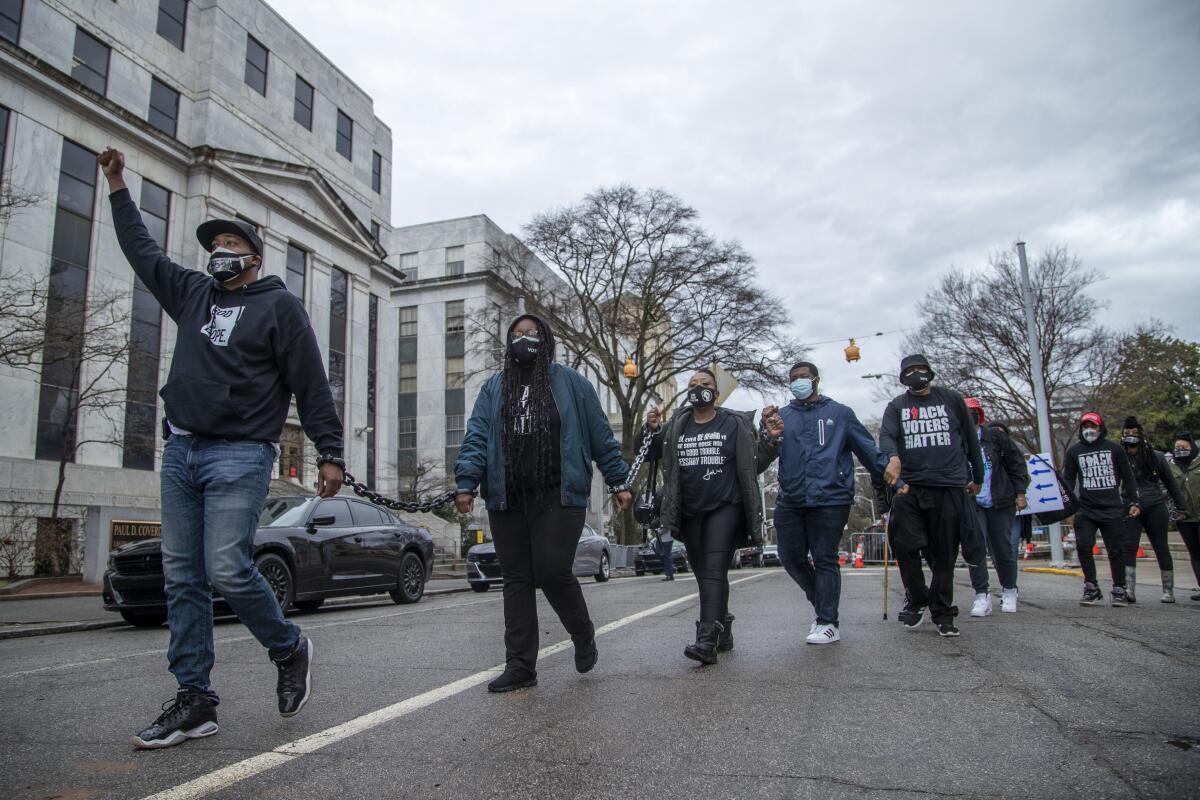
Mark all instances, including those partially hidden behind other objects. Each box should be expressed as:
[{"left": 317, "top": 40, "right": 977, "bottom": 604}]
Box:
[{"left": 1017, "top": 452, "right": 1066, "bottom": 516}]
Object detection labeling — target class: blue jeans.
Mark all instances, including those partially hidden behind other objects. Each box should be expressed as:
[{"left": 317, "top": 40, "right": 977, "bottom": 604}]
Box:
[
  {"left": 657, "top": 538, "right": 675, "bottom": 578},
  {"left": 773, "top": 503, "right": 850, "bottom": 626},
  {"left": 160, "top": 435, "right": 300, "bottom": 695}
]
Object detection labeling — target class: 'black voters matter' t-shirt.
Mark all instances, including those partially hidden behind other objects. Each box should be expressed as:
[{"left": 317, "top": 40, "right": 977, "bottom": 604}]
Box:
[
  {"left": 878, "top": 386, "right": 984, "bottom": 489},
  {"left": 677, "top": 410, "right": 741, "bottom": 514}
]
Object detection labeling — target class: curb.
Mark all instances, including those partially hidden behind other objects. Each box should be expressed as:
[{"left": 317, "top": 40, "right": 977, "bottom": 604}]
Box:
[
  {"left": 1023, "top": 566, "right": 1085, "bottom": 577},
  {"left": 0, "top": 590, "right": 102, "bottom": 602},
  {"left": 0, "top": 584, "right": 474, "bottom": 641}
]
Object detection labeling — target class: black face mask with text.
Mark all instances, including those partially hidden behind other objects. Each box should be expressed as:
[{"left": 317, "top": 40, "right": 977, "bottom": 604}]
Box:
[
  {"left": 1120, "top": 435, "right": 1141, "bottom": 447},
  {"left": 509, "top": 335, "right": 540, "bottom": 365},
  {"left": 688, "top": 385, "right": 717, "bottom": 409},
  {"left": 901, "top": 371, "right": 932, "bottom": 392},
  {"left": 1176, "top": 448, "right": 1195, "bottom": 464}
]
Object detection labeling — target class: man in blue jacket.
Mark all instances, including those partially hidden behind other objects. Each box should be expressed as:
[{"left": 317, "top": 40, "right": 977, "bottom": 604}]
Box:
[{"left": 773, "top": 362, "right": 896, "bottom": 644}]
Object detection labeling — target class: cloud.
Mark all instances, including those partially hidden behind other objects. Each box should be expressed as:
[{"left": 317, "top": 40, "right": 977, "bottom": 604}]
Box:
[{"left": 275, "top": 0, "right": 1200, "bottom": 417}]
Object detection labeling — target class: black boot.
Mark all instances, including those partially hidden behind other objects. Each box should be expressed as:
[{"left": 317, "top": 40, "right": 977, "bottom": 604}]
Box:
[
  {"left": 683, "top": 620, "right": 723, "bottom": 665},
  {"left": 488, "top": 667, "right": 537, "bottom": 693},
  {"left": 573, "top": 625, "right": 598, "bottom": 674},
  {"left": 717, "top": 614, "right": 735, "bottom": 652}
]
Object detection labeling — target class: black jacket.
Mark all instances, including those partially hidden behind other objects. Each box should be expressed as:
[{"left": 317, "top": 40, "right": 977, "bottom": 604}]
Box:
[
  {"left": 980, "top": 422, "right": 1030, "bottom": 507},
  {"left": 1062, "top": 422, "right": 1138, "bottom": 522},
  {"left": 1127, "top": 448, "right": 1188, "bottom": 510},
  {"left": 110, "top": 189, "right": 343, "bottom": 457},
  {"left": 650, "top": 407, "right": 778, "bottom": 544},
  {"left": 878, "top": 385, "right": 985, "bottom": 488}
]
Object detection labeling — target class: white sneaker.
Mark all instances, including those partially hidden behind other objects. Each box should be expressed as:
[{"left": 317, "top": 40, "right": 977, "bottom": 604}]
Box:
[
  {"left": 806, "top": 623, "right": 841, "bottom": 645},
  {"left": 1000, "top": 588, "right": 1018, "bottom": 613},
  {"left": 969, "top": 592, "right": 993, "bottom": 617},
  {"left": 809, "top": 619, "right": 818, "bottom": 635}
]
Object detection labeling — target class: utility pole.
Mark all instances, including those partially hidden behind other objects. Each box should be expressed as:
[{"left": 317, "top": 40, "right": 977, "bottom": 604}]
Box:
[{"left": 1017, "top": 241, "right": 1065, "bottom": 565}]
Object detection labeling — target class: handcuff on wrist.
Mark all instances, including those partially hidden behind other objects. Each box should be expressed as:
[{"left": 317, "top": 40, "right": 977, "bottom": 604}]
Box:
[{"left": 316, "top": 455, "right": 346, "bottom": 471}]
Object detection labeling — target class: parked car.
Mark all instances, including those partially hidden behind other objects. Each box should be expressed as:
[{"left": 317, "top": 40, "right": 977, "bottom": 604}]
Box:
[
  {"left": 731, "top": 545, "right": 763, "bottom": 569},
  {"left": 102, "top": 495, "right": 435, "bottom": 627},
  {"left": 634, "top": 540, "right": 690, "bottom": 576},
  {"left": 761, "top": 544, "right": 781, "bottom": 567},
  {"left": 467, "top": 523, "right": 611, "bottom": 591}
]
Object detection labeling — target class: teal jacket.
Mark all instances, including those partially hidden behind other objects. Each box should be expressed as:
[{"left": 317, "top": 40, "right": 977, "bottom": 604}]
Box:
[{"left": 454, "top": 363, "right": 630, "bottom": 511}]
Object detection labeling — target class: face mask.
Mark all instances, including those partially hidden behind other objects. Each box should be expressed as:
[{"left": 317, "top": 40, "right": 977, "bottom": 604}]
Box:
[
  {"left": 1175, "top": 448, "right": 1195, "bottom": 462},
  {"left": 509, "top": 334, "right": 540, "bottom": 365},
  {"left": 207, "top": 246, "right": 255, "bottom": 283},
  {"left": 901, "top": 371, "right": 931, "bottom": 392},
  {"left": 789, "top": 378, "right": 815, "bottom": 400},
  {"left": 688, "top": 385, "right": 717, "bottom": 408},
  {"left": 1120, "top": 435, "right": 1140, "bottom": 447},
  {"left": 1082, "top": 428, "right": 1100, "bottom": 444}
]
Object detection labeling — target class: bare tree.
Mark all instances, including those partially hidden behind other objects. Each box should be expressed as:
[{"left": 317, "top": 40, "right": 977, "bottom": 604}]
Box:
[
  {"left": 902, "top": 245, "right": 1111, "bottom": 462},
  {"left": 0, "top": 502, "right": 38, "bottom": 579},
  {"left": 0, "top": 179, "right": 48, "bottom": 368},
  {"left": 495, "top": 186, "right": 801, "bottom": 542}
]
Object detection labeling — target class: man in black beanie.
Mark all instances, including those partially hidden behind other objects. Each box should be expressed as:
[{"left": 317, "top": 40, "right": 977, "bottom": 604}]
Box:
[{"left": 878, "top": 355, "right": 985, "bottom": 637}]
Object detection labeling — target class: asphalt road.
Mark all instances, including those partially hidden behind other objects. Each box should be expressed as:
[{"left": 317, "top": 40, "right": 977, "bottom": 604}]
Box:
[{"left": 1, "top": 565, "right": 1198, "bottom": 800}]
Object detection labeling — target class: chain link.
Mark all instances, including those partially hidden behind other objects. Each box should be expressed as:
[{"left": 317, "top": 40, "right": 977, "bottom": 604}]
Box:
[
  {"left": 616, "top": 427, "right": 656, "bottom": 493},
  {"left": 341, "top": 472, "right": 459, "bottom": 514}
]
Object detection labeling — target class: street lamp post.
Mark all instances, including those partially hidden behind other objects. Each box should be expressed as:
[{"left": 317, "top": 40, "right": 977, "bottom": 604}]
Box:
[
  {"left": 1016, "top": 241, "right": 1066, "bottom": 566},
  {"left": 852, "top": 494, "right": 876, "bottom": 525}
]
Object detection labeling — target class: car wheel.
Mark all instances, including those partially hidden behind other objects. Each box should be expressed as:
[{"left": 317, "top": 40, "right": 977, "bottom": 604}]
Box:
[
  {"left": 470, "top": 583, "right": 490, "bottom": 592},
  {"left": 293, "top": 598, "right": 324, "bottom": 612},
  {"left": 594, "top": 552, "right": 611, "bottom": 582},
  {"left": 678, "top": 560, "right": 690, "bottom": 573},
  {"left": 120, "top": 610, "right": 166, "bottom": 628},
  {"left": 256, "top": 552, "right": 295, "bottom": 611},
  {"left": 390, "top": 552, "right": 426, "bottom": 604}
]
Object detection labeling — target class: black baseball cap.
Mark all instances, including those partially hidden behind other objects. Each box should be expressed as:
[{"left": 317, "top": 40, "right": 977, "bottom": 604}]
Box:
[{"left": 196, "top": 219, "right": 263, "bottom": 256}]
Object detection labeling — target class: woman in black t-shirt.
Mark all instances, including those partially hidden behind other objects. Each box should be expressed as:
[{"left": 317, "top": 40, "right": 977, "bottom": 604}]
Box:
[{"left": 646, "top": 369, "right": 782, "bottom": 664}]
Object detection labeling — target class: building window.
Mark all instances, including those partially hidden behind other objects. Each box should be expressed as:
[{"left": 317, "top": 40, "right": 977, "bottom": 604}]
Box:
[
  {"left": 397, "top": 305, "right": 417, "bottom": 474},
  {"left": 0, "top": 0, "right": 22, "bottom": 45},
  {"left": 0, "top": 105, "right": 10, "bottom": 177},
  {"left": 329, "top": 268, "right": 348, "bottom": 430},
  {"left": 244, "top": 34, "right": 268, "bottom": 96},
  {"left": 445, "top": 300, "right": 465, "bottom": 333},
  {"left": 445, "top": 301, "right": 465, "bottom": 467},
  {"left": 71, "top": 27, "right": 110, "bottom": 96},
  {"left": 123, "top": 180, "right": 168, "bottom": 469},
  {"left": 36, "top": 140, "right": 97, "bottom": 462},
  {"left": 280, "top": 424, "right": 304, "bottom": 482},
  {"left": 285, "top": 243, "right": 306, "bottom": 300},
  {"left": 370, "top": 220, "right": 380, "bottom": 243},
  {"left": 156, "top": 0, "right": 186, "bottom": 50},
  {"left": 294, "top": 75, "right": 313, "bottom": 130},
  {"left": 399, "top": 251, "right": 417, "bottom": 282},
  {"left": 336, "top": 110, "right": 353, "bottom": 160},
  {"left": 366, "top": 294, "right": 378, "bottom": 486},
  {"left": 445, "top": 245, "right": 464, "bottom": 278},
  {"left": 445, "top": 357, "right": 464, "bottom": 390},
  {"left": 148, "top": 77, "right": 180, "bottom": 138},
  {"left": 371, "top": 151, "right": 382, "bottom": 193},
  {"left": 445, "top": 413, "right": 464, "bottom": 467}
]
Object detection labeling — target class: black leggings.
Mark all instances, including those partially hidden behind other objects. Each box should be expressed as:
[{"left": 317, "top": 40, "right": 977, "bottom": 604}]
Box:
[
  {"left": 1120, "top": 503, "right": 1173, "bottom": 571},
  {"left": 680, "top": 504, "right": 743, "bottom": 624},
  {"left": 1075, "top": 514, "right": 1125, "bottom": 587},
  {"left": 1178, "top": 521, "right": 1200, "bottom": 586}
]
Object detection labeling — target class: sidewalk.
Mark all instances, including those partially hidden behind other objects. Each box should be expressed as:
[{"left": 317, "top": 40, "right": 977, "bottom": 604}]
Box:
[{"left": 0, "top": 576, "right": 474, "bottom": 640}]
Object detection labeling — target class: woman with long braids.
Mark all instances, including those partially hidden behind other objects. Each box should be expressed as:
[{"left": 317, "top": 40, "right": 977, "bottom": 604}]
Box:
[
  {"left": 1117, "top": 417, "right": 1188, "bottom": 602},
  {"left": 454, "top": 314, "right": 632, "bottom": 693},
  {"left": 645, "top": 369, "right": 783, "bottom": 665}
]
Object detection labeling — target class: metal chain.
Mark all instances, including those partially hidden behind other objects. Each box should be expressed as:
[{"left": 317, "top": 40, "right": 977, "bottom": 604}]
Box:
[
  {"left": 616, "top": 427, "right": 656, "bottom": 493},
  {"left": 341, "top": 471, "right": 458, "bottom": 514}
]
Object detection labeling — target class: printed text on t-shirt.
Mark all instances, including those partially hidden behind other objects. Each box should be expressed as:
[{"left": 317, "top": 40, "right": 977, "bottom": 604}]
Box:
[
  {"left": 1077, "top": 450, "right": 1117, "bottom": 490},
  {"left": 901, "top": 404, "right": 952, "bottom": 449}
]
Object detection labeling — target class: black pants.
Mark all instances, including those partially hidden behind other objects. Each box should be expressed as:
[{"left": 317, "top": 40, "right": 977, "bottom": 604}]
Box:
[
  {"left": 1178, "top": 521, "right": 1200, "bottom": 586},
  {"left": 1120, "top": 503, "right": 1173, "bottom": 571},
  {"left": 890, "top": 485, "right": 971, "bottom": 625},
  {"left": 968, "top": 504, "right": 1019, "bottom": 591},
  {"left": 488, "top": 492, "right": 592, "bottom": 675},
  {"left": 1074, "top": 514, "right": 1125, "bottom": 587},
  {"left": 679, "top": 504, "right": 743, "bottom": 624}
]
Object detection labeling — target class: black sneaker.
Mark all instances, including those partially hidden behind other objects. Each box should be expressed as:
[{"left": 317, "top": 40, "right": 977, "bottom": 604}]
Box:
[
  {"left": 1079, "top": 583, "right": 1103, "bottom": 606},
  {"left": 1110, "top": 587, "right": 1129, "bottom": 607},
  {"left": 898, "top": 600, "right": 926, "bottom": 629},
  {"left": 488, "top": 668, "right": 538, "bottom": 693},
  {"left": 273, "top": 636, "right": 313, "bottom": 717},
  {"left": 132, "top": 691, "right": 218, "bottom": 749},
  {"left": 937, "top": 622, "right": 961, "bottom": 637},
  {"left": 574, "top": 637, "right": 598, "bottom": 674}
]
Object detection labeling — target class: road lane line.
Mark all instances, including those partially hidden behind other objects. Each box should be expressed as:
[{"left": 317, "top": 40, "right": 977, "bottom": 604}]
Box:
[
  {"left": 0, "top": 595, "right": 503, "bottom": 680},
  {"left": 140, "top": 572, "right": 770, "bottom": 800}
]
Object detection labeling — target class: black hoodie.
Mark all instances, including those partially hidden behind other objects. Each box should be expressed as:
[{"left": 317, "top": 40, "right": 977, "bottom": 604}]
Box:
[
  {"left": 1062, "top": 419, "right": 1138, "bottom": 522},
  {"left": 110, "top": 189, "right": 343, "bottom": 457}
]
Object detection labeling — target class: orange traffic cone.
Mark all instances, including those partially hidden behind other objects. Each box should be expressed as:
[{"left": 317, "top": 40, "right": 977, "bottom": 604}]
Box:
[
  {"left": 1023, "top": 541, "right": 1034, "bottom": 561},
  {"left": 853, "top": 542, "right": 865, "bottom": 569},
  {"left": 838, "top": 552, "right": 847, "bottom": 566},
  {"left": 1136, "top": 545, "right": 1145, "bottom": 558},
  {"left": 1092, "top": 544, "right": 1101, "bottom": 555}
]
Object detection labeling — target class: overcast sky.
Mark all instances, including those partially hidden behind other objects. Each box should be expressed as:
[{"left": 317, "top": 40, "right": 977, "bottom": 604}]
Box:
[{"left": 277, "top": 0, "right": 1199, "bottom": 420}]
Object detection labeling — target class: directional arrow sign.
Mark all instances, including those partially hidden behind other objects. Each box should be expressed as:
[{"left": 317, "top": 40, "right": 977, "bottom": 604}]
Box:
[
  {"left": 1034, "top": 483, "right": 1054, "bottom": 490},
  {"left": 1019, "top": 452, "right": 1065, "bottom": 516}
]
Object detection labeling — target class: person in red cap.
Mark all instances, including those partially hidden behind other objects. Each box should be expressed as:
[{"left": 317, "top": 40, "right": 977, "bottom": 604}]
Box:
[
  {"left": 1062, "top": 411, "right": 1141, "bottom": 606},
  {"left": 962, "top": 398, "right": 1030, "bottom": 615},
  {"left": 99, "top": 147, "right": 344, "bottom": 748}
]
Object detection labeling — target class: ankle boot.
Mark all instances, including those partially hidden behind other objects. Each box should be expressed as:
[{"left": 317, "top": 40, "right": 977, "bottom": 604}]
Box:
[
  {"left": 717, "top": 614, "right": 735, "bottom": 652},
  {"left": 1161, "top": 570, "right": 1175, "bottom": 603},
  {"left": 1125, "top": 567, "right": 1137, "bottom": 603},
  {"left": 683, "top": 620, "right": 723, "bottom": 665}
]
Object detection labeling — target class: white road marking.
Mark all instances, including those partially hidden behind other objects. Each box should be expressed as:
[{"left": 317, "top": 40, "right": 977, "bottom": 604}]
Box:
[{"left": 140, "top": 573, "right": 769, "bottom": 800}]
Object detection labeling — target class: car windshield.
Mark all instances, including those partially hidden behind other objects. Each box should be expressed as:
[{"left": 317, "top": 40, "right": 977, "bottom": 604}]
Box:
[{"left": 259, "top": 497, "right": 317, "bottom": 528}]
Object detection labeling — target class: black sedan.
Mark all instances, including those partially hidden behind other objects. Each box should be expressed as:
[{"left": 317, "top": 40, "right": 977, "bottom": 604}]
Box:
[
  {"left": 102, "top": 495, "right": 435, "bottom": 627},
  {"left": 634, "top": 540, "right": 690, "bottom": 576},
  {"left": 466, "top": 523, "right": 611, "bottom": 591}
]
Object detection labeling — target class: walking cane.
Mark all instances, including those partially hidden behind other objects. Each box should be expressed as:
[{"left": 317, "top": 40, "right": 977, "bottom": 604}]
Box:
[{"left": 882, "top": 488, "right": 894, "bottom": 621}]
